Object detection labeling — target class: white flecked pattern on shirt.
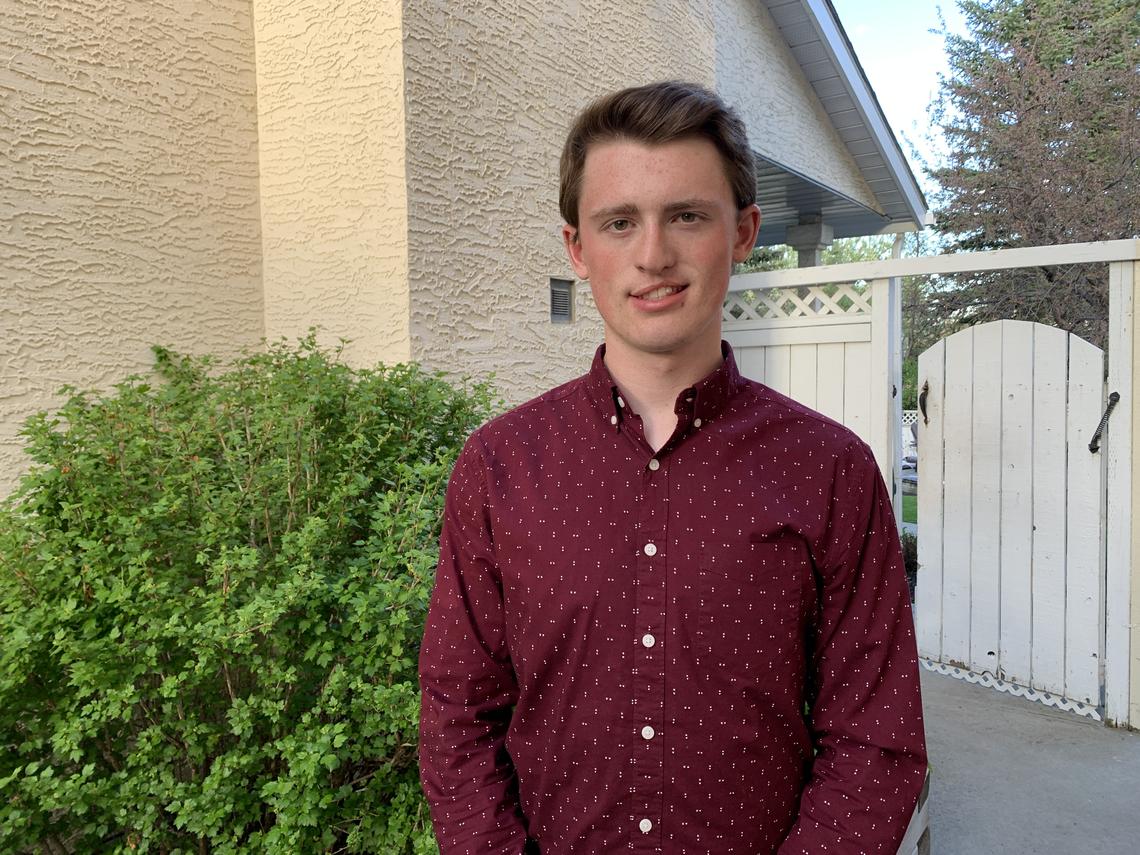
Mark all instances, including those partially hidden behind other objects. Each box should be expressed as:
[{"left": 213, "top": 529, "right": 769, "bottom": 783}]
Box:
[{"left": 419, "top": 344, "right": 927, "bottom": 855}]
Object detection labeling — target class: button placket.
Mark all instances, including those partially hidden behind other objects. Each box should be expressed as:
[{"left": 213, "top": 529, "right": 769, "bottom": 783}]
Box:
[{"left": 631, "top": 440, "right": 666, "bottom": 852}]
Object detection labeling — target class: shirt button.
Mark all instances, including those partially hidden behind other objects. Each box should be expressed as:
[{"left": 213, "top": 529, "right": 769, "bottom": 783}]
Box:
[
  {"left": 610, "top": 415, "right": 618, "bottom": 425},
  {"left": 617, "top": 395, "right": 625, "bottom": 408},
  {"left": 693, "top": 418, "right": 703, "bottom": 428},
  {"left": 643, "top": 542, "right": 657, "bottom": 557},
  {"left": 639, "top": 818, "right": 653, "bottom": 833},
  {"left": 641, "top": 725, "right": 655, "bottom": 740},
  {"left": 641, "top": 633, "right": 656, "bottom": 648},
  {"left": 647, "top": 458, "right": 660, "bottom": 471}
]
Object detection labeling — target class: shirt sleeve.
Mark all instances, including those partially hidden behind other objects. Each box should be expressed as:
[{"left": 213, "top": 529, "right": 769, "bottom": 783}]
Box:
[
  {"left": 778, "top": 441, "right": 928, "bottom": 854},
  {"left": 419, "top": 435, "right": 529, "bottom": 854}
]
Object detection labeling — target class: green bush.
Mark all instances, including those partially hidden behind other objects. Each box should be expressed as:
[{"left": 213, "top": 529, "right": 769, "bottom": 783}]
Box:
[{"left": 0, "top": 336, "right": 495, "bottom": 854}]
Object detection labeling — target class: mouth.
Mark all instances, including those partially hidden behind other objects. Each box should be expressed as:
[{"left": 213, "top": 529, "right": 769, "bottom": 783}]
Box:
[{"left": 633, "top": 283, "right": 688, "bottom": 303}]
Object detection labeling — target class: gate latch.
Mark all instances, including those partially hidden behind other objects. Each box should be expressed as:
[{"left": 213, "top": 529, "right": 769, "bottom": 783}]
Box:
[{"left": 1088, "top": 391, "right": 1120, "bottom": 453}]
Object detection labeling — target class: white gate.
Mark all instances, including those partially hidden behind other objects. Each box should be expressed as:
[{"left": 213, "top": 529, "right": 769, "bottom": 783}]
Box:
[{"left": 916, "top": 320, "right": 1107, "bottom": 719}]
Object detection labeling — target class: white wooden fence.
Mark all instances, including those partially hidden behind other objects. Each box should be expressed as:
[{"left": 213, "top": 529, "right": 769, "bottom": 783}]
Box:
[{"left": 727, "top": 239, "right": 1140, "bottom": 729}]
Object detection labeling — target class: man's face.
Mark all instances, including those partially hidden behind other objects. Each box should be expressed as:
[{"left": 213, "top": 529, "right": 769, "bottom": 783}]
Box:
[{"left": 563, "top": 137, "right": 760, "bottom": 364}]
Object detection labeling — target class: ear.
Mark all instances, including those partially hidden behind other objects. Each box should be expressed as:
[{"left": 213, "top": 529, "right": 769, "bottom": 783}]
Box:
[
  {"left": 731, "top": 204, "right": 762, "bottom": 264},
  {"left": 562, "top": 224, "right": 590, "bottom": 280}
]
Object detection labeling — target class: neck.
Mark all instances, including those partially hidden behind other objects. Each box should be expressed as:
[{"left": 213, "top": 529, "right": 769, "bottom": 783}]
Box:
[{"left": 602, "top": 337, "right": 723, "bottom": 450}]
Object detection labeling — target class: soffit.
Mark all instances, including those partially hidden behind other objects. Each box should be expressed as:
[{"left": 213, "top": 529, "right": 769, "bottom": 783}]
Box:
[{"left": 754, "top": 0, "right": 929, "bottom": 244}]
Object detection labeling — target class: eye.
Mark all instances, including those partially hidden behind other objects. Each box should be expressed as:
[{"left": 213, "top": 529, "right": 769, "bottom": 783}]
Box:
[
  {"left": 677, "top": 211, "right": 701, "bottom": 224},
  {"left": 607, "top": 218, "right": 632, "bottom": 233}
]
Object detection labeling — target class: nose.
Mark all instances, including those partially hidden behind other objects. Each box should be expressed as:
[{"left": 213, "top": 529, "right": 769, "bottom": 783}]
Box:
[{"left": 635, "top": 222, "right": 676, "bottom": 273}]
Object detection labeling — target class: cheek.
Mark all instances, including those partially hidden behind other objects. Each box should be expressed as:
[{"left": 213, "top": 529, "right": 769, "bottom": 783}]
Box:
[
  {"left": 692, "top": 231, "right": 735, "bottom": 262},
  {"left": 582, "top": 248, "right": 622, "bottom": 286},
  {"left": 694, "top": 241, "right": 736, "bottom": 276},
  {"left": 587, "top": 280, "right": 611, "bottom": 309}
]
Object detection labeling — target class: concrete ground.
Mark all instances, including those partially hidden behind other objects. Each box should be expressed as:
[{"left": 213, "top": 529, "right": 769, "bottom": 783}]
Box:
[{"left": 920, "top": 668, "right": 1140, "bottom": 853}]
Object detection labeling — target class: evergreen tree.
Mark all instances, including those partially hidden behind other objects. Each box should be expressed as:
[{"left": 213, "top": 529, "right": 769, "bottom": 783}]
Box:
[{"left": 929, "top": 0, "right": 1140, "bottom": 347}]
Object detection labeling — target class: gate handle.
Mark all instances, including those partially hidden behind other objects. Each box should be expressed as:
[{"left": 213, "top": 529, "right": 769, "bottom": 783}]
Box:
[
  {"left": 918, "top": 381, "right": 930, "bottom": 425},
  {"left": 1089, "top": 391, "right": 1120, "bottom": 453}
]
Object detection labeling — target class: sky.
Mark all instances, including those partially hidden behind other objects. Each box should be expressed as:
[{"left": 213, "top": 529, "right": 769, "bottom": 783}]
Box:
[{"left": 830, "top": 0, "right": 970, "bottom": 186}]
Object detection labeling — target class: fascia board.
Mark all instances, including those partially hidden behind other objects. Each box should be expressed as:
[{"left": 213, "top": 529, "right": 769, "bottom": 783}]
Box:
[{"left": 795, "top": 0, "right": 931, "bottom": 227}]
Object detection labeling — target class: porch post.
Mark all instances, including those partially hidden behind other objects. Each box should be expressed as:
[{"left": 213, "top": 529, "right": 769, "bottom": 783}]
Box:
[{"left": 1106, "top": 258, "right": 1136, "bottom": 728}]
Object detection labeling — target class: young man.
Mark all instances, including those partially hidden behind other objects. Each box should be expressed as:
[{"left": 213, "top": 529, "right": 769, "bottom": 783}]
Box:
[{"left": 419, "top": 81, "right": 927, "bottom": 854}]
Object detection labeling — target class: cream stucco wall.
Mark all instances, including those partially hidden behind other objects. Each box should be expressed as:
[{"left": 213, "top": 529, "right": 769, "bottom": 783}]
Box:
[
  {"left": 401, "top": 0, "right": 718, "bottom": 403},
  {"left": 0, "top": 0, "right": 264, "bottom": 496},
  {"left": 252, "top": 0, "right": 411, "bottom": 367},
  {"left": 714, "top": 1, "right": 880, "bottom": 213}
]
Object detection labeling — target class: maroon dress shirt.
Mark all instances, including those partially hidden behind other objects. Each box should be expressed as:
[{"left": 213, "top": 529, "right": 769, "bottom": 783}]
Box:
[{"left": 419, "top": 343, "right": 927, "bottom": 854}]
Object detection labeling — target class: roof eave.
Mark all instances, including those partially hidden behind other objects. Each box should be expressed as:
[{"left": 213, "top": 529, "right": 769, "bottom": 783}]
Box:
[
  {"left": 761, "top": 0, "right": 930, "bottom": 231},
  {"left": 802, "top": 0, "right": 930, "bottom": 226}
]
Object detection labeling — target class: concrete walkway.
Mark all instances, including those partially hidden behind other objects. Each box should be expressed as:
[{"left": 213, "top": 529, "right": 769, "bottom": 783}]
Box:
[{"left": 920, "top": 668, "right": 1140, "bottom": 853}]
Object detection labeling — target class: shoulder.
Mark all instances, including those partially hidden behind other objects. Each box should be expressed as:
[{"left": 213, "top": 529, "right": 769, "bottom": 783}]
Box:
[
  {"left": 463, "top": 373, "right": 590, "bottom": 457},
  {"left": 733, "top": 376, "right": 874, "bottom": 465}
]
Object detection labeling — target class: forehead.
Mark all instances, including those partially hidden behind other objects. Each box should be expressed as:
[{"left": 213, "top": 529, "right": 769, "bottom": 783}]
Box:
[{"left": 578, "top": 137, "right": 735, "bottom": 210}]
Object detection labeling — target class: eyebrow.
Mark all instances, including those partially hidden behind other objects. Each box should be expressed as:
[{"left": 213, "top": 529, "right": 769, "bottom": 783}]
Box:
[
  {"left": 664, "top": 198, "right": 718, "bottom": 214},
  {"left": 586, "top": 198, "right": 719, "bottom": 224},
  {"left": 587, "top": 203, "right": 638, "bottom": 224}
]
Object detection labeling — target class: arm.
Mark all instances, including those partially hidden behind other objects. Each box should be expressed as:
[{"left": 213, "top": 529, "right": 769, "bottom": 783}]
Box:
[
  {"left": 419, "top": 437, "right": 529, "bottom": 854},
  {"left": 778, "top": 443, "right": 928, "bottom": 854}
]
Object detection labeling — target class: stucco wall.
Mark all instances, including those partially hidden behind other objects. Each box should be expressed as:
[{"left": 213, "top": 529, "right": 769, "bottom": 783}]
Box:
[
  {"left": 713, "top": 1, "right": 880, "bottom": 213},
  {"left": 402, "top": 0, "right": 719, "bottom": 404},
  {"left": 0, "top": 0, "right": 264, "bottom": 496},
  {"left": 252, "top": 0, "right": 411, "bottom": 367}
]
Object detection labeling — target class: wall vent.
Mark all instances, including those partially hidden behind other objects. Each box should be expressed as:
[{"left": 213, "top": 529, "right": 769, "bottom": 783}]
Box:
[{"left": 550, "top": 278, "right": 575, "bottom": 324}]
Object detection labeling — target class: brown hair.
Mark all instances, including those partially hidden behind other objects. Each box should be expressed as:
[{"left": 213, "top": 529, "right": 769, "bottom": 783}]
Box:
[{"left": 559, "top": 80, "right": 757, "bottom": 229}]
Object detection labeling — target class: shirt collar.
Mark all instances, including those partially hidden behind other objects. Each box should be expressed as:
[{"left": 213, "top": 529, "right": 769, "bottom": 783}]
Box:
[{"left": 583, "top": 341, "right": 746, "bottom": 426}]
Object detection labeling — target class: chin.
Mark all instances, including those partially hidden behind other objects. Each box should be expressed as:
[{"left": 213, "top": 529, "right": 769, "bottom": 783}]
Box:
[{"left": 632, "top": 336, "right": 705, "bottom": 357}]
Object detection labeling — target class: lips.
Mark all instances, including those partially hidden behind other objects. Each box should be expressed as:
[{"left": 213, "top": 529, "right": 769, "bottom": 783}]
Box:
[{"left": 633, "top": 283, "right": 688, "bottom": 302}]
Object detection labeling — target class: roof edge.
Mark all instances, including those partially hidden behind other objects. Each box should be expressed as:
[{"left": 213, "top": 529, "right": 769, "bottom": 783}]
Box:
[{"left": 800, "top": 0, "right": 930, "bottom": 227}]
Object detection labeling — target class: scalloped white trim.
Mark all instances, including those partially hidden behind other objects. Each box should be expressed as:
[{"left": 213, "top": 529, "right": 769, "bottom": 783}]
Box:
[{"left": 920, "top": 659, "right": 1102, "bottom": 721}]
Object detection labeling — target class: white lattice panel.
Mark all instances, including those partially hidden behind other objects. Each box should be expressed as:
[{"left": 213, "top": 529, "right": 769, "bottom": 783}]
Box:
[{"left": 723, "top": 283, "right": 871, "bottom": 322}]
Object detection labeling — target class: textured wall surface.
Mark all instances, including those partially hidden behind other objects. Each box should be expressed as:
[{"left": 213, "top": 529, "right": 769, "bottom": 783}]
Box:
[
  {"left": 252, "top": 0, "right": 411, "bottom": 367},
  {"left": 0, "top": 0, "right": 264, "bottom": 496},
  {"left": 714, "top": 0, "right": 879, "bottom": 213},
  {"left": 402, "top": 0, "right": 718, "bottom": 404}
]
